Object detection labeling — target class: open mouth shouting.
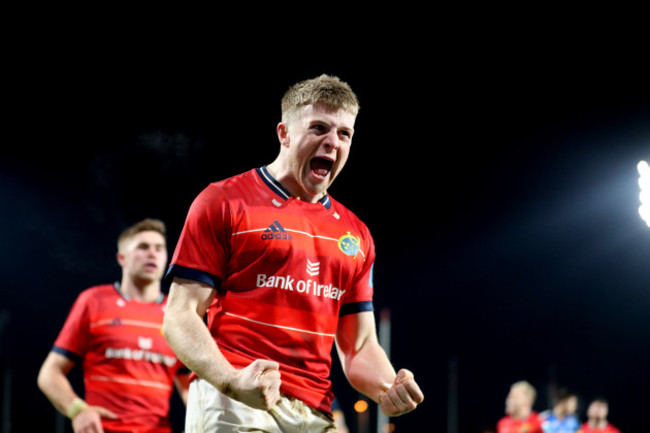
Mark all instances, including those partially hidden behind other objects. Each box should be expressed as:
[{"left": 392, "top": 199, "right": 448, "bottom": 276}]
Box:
[{"left": 310, "top": 156, "right": 334, "bottom": 180}]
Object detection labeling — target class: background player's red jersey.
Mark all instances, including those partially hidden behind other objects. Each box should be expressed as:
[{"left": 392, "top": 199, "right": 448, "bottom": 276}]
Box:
[
  {"left": 167, "top": 167, "right": 376, "bottom": 414},
  {"left": 53, "top": 284, "right": 186, "bottom": 433},
  {"left": 497, "top": 412, "right": 544, "bottom": 433},
  {"left": 578, "top": 422, "right": 621, "bottom": 433}
]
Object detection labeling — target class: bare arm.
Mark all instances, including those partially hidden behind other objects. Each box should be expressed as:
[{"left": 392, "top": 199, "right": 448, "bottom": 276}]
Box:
[
  {"left": 335, "top": 311, "right": 424, "bottom": 416},
  {"left": 37, "top": 351, "right": 117, "bottom": 432},
  {"left": 162, "top": 277, "right": 281, "bottom": 410},
  {"left": 37, "top": 351, "right": 81, "bottom": 415}
]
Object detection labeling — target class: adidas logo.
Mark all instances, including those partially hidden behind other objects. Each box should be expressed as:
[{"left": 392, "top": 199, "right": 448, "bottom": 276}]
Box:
[{"left": 261, "top": 220, "right": 292, "bottom": 240}]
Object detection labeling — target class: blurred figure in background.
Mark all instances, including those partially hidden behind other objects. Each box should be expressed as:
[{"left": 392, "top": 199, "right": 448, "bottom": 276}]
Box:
[
  {"left": 541, "top": 388, "right": 580, "bottom": 433},
  {"left": 497, "top": 380, "right": 544, "bottom": 433},
  {"left": 578, "top": 398, "right": 620, "bottom": 433},
  {"left": 37, "top": 218, "right": 190, "bottom": 433},
  {"left": 332, "top": 396, "right": 350, "bottom": 433}
]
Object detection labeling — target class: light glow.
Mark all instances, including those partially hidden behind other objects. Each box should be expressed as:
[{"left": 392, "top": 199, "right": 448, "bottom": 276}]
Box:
[
  {"left": 354, "top": 399, "right": 369, "bottom": 413},
  {"left": 639, "top": 160, "right": 650, "bottom": 227}
]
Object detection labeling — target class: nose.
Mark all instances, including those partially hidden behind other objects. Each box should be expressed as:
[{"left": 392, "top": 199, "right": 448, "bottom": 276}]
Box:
[
  {"left": 322, "top": 129, "right": 341, "bottom": 151},
  {"left": 147, "top": 246, "right": 162, "bottom": 257}
]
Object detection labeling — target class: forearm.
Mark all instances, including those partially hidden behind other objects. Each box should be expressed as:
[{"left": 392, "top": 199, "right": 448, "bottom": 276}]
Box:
[
  {"left": 337, "top": 312, "right": 423, "bottom": 416},
  {"left": 37, "top": 355, "right": 81, "bottom": 416},
  {"left": 162, "top": 297, "right": 237, "bottom": 393},
  {"left": 342, "top": 339, "right": 396, "bottom": 403},
  {"left": 163, "top": 279, "right": 282, "bottom": 410}
]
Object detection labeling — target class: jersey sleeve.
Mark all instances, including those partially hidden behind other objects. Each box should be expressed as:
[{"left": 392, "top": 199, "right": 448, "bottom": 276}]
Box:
[
  {"left": 166, "top": 183, "right": 230, "bottom": 288},
  {"left": 52, "top": 291, "right": 92, "bottom": 363}
]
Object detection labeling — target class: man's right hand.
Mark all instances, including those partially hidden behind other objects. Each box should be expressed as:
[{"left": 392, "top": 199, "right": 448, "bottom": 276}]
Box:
[
  {"left": 227, "top": 359, "right": 282, "bottom": 410},
  {"left": 72, "top": 405, "right": 118, "bottom": 433}
]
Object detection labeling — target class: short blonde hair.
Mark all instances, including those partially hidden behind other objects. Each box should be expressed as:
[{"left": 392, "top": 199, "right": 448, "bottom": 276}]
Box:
[
  {"left": 117, "top": 218, "right": 166, "bottom": 251},
  {"left": 281, "top": 74, "right": 360, "bottom": 123},
  {"left": 511, "top": 380, "right": 537, "bottom": 404}
]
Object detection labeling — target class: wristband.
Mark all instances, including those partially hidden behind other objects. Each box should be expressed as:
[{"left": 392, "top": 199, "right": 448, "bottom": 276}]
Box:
[{"left": 66, "top": 397, "right": 88, "bottom": 419}]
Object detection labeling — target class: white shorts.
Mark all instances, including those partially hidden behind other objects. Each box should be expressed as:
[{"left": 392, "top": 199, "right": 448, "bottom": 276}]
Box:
[{"left": 185, "top": 378, "right": 338, "bottom": 433}]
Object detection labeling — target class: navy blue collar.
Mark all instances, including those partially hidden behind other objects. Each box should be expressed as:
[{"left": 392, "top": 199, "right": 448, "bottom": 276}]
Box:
[
  {"left": 256, "top": 166, "right": 331, "bottom": 209},
  {"left": 113, "top": 282, "right": 165, "bottom": 304}
]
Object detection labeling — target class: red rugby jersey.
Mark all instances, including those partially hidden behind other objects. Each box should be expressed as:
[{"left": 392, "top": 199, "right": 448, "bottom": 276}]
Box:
[
  {"left": 497, "top": 412, "right": 544, "bottom": 433},
  {"left": 578, "top": 423, "right": 621, "bottom": 433},
  {"left": 166, "top": 167, "right": 376, "bottom": 414},
  {"left": 53, "top": 284, "right": 186, "bottom": 433}
]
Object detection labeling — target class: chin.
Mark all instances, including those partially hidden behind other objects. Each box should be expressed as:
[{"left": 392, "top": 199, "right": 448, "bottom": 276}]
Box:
[{"left": 140, "top": 273, "right": 161, "bottom": 283}]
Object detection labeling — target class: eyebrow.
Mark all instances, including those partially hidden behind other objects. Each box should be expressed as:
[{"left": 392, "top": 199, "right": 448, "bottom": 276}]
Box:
[
  {"left": 136, "top": 241, "right": 166, "bottom": 247},
  {"left": 310, "top": 119, "right": 355, "bottom": 134}
]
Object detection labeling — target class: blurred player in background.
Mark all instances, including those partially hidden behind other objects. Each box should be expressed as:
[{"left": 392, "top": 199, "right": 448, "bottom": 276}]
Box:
[
  {"left": 37, "top": 218, "right": 190, "bottom": 433},
  {"left": 332, "top": 396, "right": 350, "bottom": 433},
  {"left": 497, "top": 380, "right": 544, "bottom": 433},
  {"left": 541, "top": 388, "right": 580, "bottom": 433},
  {"left": 578, "top": 398, "right": 620, "bottom": 433}
]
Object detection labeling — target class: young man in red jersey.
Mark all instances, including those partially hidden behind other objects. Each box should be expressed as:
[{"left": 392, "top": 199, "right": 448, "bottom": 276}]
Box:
[
  {"left": 38, "top": 219, "right": 190, "bottom": 433},
  {"left": 578, "top": 398, "right": 621, "bottom": 433},
  {"left": 163, "top": 74, "right": 424, "bottom": 432},
  {"left": 497, "top": 380, "right": 544, "bottom": 433}
]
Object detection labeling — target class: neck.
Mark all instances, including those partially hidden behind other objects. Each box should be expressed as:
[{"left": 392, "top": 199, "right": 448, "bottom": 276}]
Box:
[
  {"left": 265, "top": 161, "right": 325, "bottom": 204},
  {"left": 513, "top": 409, "right": 531, "bottom": 420},
  {"left": 120, "top": 277, "right": 161, "bottom": 302},
  {"left": 589, "top": 419, "right": 607, "bottom": 429}
]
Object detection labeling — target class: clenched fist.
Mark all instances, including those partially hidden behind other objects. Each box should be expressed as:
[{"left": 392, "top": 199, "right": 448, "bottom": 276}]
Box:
[
  {"left": 379, "top": 369, "right": 424, "bottom": 417},
  {"left": 226, "top": 359, "right": 282, "bottom": 410}
]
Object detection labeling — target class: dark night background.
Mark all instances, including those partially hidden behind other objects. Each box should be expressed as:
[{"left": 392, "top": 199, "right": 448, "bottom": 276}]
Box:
[{"left": 1, "top": 19, "right": 649, "bottom": 433}]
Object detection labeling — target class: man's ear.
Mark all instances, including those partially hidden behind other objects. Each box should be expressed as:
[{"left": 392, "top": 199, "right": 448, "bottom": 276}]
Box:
[
  {"left": 277, "top": 122, "right": 290, "bottom": 147},
  {"left": 116, "top": 252, "right": 125, "bottom": 267}
]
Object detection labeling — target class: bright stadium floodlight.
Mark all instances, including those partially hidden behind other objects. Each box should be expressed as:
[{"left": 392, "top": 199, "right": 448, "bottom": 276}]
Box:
[{"left": 639, "top": 160, "right": 650, "bottom": 227}]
